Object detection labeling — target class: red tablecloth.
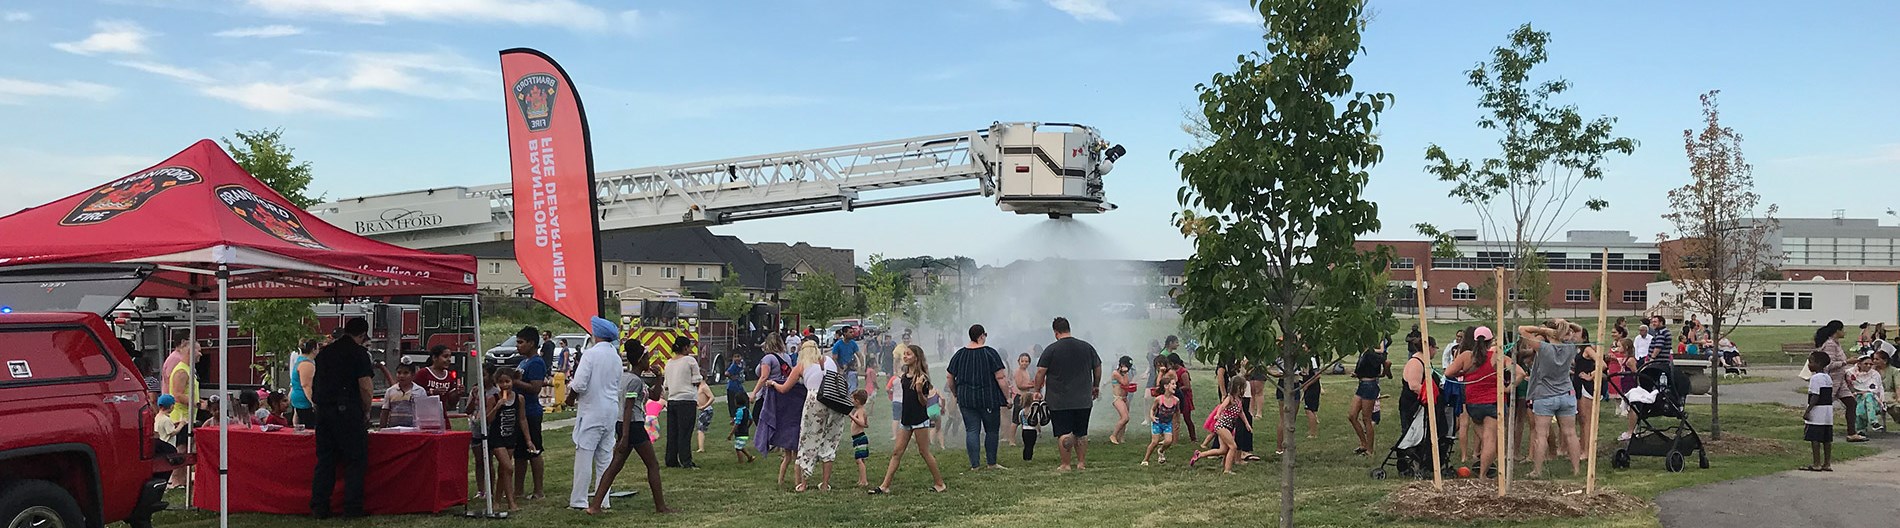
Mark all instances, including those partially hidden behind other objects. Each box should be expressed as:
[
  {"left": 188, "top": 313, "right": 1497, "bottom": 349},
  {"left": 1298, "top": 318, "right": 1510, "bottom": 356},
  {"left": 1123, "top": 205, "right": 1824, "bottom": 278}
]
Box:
[{"left": 191, "top": 427, "right": 469, "bottom": 515}]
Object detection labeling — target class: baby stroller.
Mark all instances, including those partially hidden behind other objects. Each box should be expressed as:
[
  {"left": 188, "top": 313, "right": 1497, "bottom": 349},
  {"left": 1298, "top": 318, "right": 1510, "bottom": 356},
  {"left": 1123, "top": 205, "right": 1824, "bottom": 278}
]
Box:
[
  {"left": 1612, "top": 358, "right": 1708, "bottom": 472},
  {"left": 1370, "top": 375, "right": 1455, "bottom": 480}
]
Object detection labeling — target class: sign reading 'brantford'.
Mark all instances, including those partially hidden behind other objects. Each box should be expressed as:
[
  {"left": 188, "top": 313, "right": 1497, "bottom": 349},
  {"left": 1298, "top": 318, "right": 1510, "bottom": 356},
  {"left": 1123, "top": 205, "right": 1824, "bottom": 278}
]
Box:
[{"left": 355, "top": 208, "right": 446, "bottom": 234}]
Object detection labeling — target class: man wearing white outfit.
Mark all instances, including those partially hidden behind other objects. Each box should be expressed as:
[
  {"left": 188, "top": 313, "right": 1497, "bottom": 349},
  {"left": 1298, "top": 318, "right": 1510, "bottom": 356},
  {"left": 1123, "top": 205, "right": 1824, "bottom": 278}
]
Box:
[{"left": 568, "top": 316, "right": 625, "bottom": 509}]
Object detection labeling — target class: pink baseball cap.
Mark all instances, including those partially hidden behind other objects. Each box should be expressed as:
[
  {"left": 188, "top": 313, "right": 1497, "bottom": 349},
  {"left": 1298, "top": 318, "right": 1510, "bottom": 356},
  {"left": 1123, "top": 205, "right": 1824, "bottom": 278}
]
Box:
[{"left": 1473, "top": 326, "right": 1494, "bottom": 340}]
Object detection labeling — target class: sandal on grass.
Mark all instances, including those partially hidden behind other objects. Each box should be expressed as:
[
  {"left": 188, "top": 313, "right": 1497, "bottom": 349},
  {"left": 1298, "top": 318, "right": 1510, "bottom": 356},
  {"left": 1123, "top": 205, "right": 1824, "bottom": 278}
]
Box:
[{"left": 867, "top": 487, "right": 888, "bottom": 495}]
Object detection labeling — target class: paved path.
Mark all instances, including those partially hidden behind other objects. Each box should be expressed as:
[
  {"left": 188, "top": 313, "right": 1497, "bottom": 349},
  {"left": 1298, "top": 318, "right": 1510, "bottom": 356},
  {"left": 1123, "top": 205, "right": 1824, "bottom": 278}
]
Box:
[
  {"left": 1658, "top": 446, "right": 1900, "bottom": 528},
  {"left": 1684, "top": 365, "right": 1804, "bottom": 406},
  {"left": 1660, "top": 365, "right": 1900, "bottom": 528}
]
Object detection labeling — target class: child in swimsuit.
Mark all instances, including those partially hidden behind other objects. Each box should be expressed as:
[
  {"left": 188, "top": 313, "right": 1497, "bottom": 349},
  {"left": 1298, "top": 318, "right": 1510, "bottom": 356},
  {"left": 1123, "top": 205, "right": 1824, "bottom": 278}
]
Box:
[{"left": 1142, "top": 375, "right": 1181, "bottom": 466}]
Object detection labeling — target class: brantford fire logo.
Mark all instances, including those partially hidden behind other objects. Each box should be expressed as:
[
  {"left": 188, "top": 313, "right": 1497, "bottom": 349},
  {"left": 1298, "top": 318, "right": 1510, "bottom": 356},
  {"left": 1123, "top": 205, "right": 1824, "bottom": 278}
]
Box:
[
  {"left": 512, "top": 73, "right": 558, "bottom": 132},
  {"left": 215, "top": 184, "right": 328, "bottom": 249},
  {"left": 60, "top": 166, "right": 202, "bottom": 225}
]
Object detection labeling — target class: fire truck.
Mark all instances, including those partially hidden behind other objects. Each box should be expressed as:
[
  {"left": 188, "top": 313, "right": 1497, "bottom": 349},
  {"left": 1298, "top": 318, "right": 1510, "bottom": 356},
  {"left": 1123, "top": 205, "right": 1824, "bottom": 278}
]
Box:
[
  {"left": 619, "top": 297, "right": 704, "bottom": 373},
  {"left": 312, "top": 296, "right": 477, "bottom": 392}
]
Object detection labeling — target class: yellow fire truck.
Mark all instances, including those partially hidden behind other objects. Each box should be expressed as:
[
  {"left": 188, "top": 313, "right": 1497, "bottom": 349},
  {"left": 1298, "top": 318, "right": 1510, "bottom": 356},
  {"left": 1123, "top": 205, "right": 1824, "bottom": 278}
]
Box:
[{"left": 621, "top": 297, "right": 702, "bottom": 373}]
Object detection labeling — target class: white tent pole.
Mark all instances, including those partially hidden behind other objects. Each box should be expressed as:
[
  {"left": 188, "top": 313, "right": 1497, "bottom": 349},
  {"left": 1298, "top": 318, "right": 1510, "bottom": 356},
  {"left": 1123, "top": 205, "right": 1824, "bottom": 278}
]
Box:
[
  {"left": 183, "top": 296, "right": 196, "bottom": 511},
  {"left": 473, "top": 295, "right": 494, "bottom": 517},
  {"left": 217, "top": 265, "right": 230, "bottom": 528}
]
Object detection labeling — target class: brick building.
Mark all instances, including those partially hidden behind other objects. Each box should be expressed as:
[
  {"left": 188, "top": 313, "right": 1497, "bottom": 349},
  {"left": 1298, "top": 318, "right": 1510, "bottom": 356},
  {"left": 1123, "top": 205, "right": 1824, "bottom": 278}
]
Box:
[{"left": 1360, "top": 229, "right": 1661, "bottom": 320}]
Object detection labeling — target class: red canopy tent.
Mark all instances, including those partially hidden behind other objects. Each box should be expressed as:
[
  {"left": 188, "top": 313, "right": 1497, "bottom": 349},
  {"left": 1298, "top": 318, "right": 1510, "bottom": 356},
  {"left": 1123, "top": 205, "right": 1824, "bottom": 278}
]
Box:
[{"left": 0, "top": 139, "right": 486, "bottom": 525}]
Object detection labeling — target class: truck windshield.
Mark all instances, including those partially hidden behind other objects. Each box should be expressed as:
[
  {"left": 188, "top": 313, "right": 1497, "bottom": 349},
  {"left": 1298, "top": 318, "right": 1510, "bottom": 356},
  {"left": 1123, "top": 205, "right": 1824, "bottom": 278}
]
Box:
[{"left": 0, "top": 264, "right": 153, "bottom": 316}]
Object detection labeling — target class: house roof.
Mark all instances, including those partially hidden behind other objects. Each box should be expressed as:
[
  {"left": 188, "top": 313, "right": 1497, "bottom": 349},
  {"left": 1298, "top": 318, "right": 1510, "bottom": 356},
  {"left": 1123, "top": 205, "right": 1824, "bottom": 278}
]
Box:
[
  {"left": 751, "top": 241, "right": 856, "bottom": 287},
  {"left": 438, "top": 227, "right": 776, "bottom": 290}
]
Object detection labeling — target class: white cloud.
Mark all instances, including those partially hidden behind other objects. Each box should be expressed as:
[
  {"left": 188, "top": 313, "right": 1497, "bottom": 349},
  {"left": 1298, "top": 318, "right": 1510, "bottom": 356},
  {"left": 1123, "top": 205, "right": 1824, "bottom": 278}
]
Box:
[
  {"left": 1045, "top": 0, "right": 1119, "bottom": 22},
  {"left": 0, "top": 77, "right": 117, "bottom": 104},
  {"left": 114, "top": 61, "right": 215, "bottom": 84},
  {"left": 329, "top": 50, "right": 491, "bottom": 100},
  {"left": 3, "top": 11, "right": 31, "bottom": 22},
  {"left": 200, "top": 81, "right": 374, "bottom": 117},
  {"left": 245, "top": 0, "right": 614, "bottom": 31},
  {"left": 214, "top": 24, "right": 306, "bottom": 38},
  {"left": 1200, "top": 2, "right": 1260, "bottom": 26},
  {"left": 53, "top": 20, "right": 155, "bottom": 56}
]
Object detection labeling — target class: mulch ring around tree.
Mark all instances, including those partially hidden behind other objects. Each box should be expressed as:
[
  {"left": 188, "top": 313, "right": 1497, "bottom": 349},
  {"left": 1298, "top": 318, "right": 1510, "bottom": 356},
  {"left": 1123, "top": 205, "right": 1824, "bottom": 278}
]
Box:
[{"left": 1382, "top": 479, "right": 1648, "bottom": 522}]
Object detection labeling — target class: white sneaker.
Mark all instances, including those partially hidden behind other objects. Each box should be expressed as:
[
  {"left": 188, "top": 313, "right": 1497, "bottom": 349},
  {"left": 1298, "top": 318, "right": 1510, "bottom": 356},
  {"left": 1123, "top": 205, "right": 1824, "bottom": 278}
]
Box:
[{"left": 1618, "top": 432, "right": 1633, "bottom": 442}]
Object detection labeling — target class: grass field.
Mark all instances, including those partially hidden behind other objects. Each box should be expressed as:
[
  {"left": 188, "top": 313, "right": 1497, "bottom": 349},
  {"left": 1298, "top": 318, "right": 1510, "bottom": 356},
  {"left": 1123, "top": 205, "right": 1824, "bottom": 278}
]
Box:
[
  {"left": 150, "top": 361, "right": 1874, "bottom": 528},
  {"left": 1410, "top": 320, "right": 1824, "bottom": 365}
]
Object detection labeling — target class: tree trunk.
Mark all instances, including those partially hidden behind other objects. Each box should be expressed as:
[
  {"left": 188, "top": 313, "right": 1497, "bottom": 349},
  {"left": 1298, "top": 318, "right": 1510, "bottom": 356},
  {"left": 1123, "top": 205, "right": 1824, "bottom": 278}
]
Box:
[
  {"left": 1280, "top": 364, "right": 1297, "bottom": 528},
  {"left": 1710, "top": 316, "right": 1722, "bottom": 440}
]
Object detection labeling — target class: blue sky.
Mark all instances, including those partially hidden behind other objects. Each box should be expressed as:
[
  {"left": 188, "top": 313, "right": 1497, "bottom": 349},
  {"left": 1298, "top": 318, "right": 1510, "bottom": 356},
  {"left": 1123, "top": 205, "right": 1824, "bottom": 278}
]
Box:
[{"left": 3, "top": 1, "right": 1896, "bottom": 265}]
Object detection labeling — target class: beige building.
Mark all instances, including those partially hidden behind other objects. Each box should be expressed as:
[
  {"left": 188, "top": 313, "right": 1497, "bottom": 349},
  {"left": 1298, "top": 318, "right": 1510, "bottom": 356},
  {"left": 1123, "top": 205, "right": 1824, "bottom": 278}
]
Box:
[
  {"left": 751, "top": 242, "right": 858, "bottom": 298},
  {"left": 444, "top": 227, "right": 780, "bottom": 302}
]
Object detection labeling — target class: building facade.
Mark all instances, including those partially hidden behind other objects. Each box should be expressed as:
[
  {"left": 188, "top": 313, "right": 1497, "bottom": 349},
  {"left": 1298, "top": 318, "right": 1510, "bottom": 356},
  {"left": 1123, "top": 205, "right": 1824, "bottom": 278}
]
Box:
[
  {"left": 1648, "top": 279, "right": 1898, "bottom": 327},
  {"left": 440, "top": 227, "right": 782, "bottom": 302},
  {"left": 750, "top": 242, "right": 858, "bottom": 298},
  {"left": 1360, "top": 230, "right": 1661, "bottom": 320},
  {"left": 1763, "top": 216, "right": 1900, "bottom": 282}
]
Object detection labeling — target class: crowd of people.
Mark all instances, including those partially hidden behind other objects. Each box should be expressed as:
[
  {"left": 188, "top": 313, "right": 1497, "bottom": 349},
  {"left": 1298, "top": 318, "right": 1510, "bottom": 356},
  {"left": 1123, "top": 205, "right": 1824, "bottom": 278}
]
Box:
[{"left": 142, "top": 307, "right": 1900, "bottom": 520}]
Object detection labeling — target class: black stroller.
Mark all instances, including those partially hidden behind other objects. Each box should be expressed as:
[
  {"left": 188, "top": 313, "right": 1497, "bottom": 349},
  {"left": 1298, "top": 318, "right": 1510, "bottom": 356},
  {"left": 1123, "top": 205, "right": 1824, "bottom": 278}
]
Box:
[
  {"left": 1370, "top": 374, "right": 1455, "bottom": 480},
  {"left": 1612, "top": 358, "right": 1708, "bottom": 472}
]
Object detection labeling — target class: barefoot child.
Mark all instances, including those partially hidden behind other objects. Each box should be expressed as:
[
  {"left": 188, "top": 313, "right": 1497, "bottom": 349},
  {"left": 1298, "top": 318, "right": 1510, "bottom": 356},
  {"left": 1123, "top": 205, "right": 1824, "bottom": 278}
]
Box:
[
  {"left": 695, "top": 381, "right": 715, "bottom": 453},
  {"left": 1190, "top": 376, "right": 1253, "bottom": 474},
  {"left": 586, "top": 341, "right": 673, "bottom": 514},
  {"left": 1141, "top": 375, "right": 1180, "bottom": 466},
  {"left": 850, "top": 389, "right": 871, "bottom": 486},
  {"left": 730, "top": 392, "right": 757, "bottom": 464},
  {"left": 1803, "top": 351, "right": 1835, "bottom": 472}
]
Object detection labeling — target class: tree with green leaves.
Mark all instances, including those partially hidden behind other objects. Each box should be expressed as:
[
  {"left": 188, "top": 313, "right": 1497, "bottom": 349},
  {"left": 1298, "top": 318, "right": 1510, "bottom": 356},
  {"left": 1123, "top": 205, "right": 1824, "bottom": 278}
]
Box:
[
  {"left": 223, "top": 128, "right": 318, "bottom": 388},
  {"left": 1660, "top": 90, "right": 1779, "bottom": 440},
  {"left": 860, "top": 253, "right": 905, "bottom": 327},
  {"left": 913, "top": 277, "right": 957, "bottom": 336},
  {"left": 712, "top": 266, "right": 752, "bottom": 323},
  {"left": 789, "top": 271, "right": 849, "bottom": 327},
  {"left": 1416, "top": 24, "right": 1636, "bottom": 325},
  {"left": 1174, "top": 1, "right": 1392, "bottom": 524}
]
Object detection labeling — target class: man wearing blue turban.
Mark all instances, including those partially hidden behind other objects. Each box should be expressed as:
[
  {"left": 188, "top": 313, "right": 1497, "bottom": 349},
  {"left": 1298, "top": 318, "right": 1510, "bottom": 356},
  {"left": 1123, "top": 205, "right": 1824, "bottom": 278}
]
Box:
[{"left": 568, "top": 316, "right": 625, "bottom": 509}]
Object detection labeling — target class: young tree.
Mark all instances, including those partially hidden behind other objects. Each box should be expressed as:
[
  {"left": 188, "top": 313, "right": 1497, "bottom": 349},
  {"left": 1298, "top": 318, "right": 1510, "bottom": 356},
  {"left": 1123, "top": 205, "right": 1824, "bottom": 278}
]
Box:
[
  {"left": 860, "top": 253, "right": 904, "bottom": 327},
  {"left": 789, "top": 271, "right": 849, "bottom": 327},
  {"left": 1416, "top": 24, "right": 1636, "bottom": 325},
  {"left": 1174, "top": 1, "right": 1392, "bottom": 525},
  {"left": 712, "top": 266, "right": 752, "bottom": 323},
  {"left": 223, "top": 129, "right": 318, "bottom": 387},
  {"left": 1660, "top": 90, "right": 1779, "bottom": 440}
]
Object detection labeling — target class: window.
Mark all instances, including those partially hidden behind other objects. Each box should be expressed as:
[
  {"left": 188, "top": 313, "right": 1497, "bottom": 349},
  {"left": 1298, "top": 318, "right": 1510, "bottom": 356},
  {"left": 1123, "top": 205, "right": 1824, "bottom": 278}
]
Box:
[
  {"left": 610, "top": 264, "right": 618, "bottom": 275},
  {"left": 634, "top": 266, "right": 641, "bottom": 276},
  {"left": 0, "top": 327, "right": 116, "bottom": 386},
  {"left": 1508, "top": 289, "right": 1525, "bottom": 301},
  {"left": 1565, "top": 289, "right": 1591, "bottom": 303},
  {"left": 697, "top": 267, "right": 706, "bottom": 279},
  {"left": 1393, "top": 257, "right": 1415, "bottom": 270},
  {"left": 1451, "top": 282, "right": 1476, "bottom": 301},
  {"left": 1623, "top": 290, "right": 1648, "bottom": 303},
  {"left": 1857, "top": 295, "right": 1871, "bottom": 310},
  {"left": 1762, "top": 291, "right": 1815, "bottom": 310},
  {"left": 662, "top": 267, "right": 677, "bottom": 279}
]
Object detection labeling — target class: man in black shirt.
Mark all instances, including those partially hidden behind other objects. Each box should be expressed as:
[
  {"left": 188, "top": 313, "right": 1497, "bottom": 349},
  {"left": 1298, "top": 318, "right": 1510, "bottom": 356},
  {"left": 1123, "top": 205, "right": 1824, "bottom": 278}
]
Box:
[
  {"left": 311, "top": 317, "right": 374, "bottom": 519},
  {"left": 1035, "top": 317, "right": 1101, "bottom": 471}
]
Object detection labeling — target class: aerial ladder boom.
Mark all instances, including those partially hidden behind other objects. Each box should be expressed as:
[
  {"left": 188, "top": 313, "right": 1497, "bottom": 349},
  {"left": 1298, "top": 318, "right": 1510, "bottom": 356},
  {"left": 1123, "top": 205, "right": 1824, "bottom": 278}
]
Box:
[{"left": 310, "top": 122, "right": 1124, "bottom": 249}]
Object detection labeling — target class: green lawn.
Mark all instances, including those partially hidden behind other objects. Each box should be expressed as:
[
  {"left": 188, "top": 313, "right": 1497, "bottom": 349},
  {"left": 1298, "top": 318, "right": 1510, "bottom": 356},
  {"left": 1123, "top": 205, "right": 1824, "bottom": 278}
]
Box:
[
  {"left": 1411, "top": 320, "right": 1823, "bottom": 365},
  {"left": 148, "top": 363, "right": 1873, "bottom": 528}
]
